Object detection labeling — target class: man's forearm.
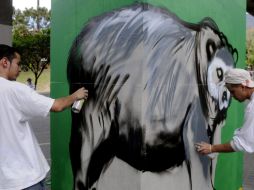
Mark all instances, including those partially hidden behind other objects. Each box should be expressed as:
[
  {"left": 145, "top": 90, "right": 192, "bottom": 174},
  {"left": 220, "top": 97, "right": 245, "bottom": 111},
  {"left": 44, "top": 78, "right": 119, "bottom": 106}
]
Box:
[
  {"left": 51, "top": 94, "right": 77, "bottom": 112},
  {"left": 50, "top": 87, "right": 88, "bottom": 112},
  {"left": 196, "top": 141, "right": 235, "bottom": 154},
  {"left": 211, "top": 143, "right": 235, "bottom": 153}
]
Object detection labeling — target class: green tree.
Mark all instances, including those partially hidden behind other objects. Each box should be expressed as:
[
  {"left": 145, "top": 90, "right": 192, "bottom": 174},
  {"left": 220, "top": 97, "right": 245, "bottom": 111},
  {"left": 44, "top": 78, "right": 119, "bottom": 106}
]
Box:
[
  {"left": 13, "top": 7, "right": 51, "bottom": 31},
  {"left": 246, "top": 28, "right": 254, "bottom": 68},
  {"left": 13, "top": 28, "right": 50, "bottom": 90},
  {"left": 12, "top": 7, "right": 50, "bottom": 90}
]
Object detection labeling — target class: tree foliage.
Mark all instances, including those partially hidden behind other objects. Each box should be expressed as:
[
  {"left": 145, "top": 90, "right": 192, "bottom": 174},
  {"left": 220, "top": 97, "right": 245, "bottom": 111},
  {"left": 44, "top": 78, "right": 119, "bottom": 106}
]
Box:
[
  {"left": 13, "top": 7, "right": 50, "bottom": 31},
  {"left": 12, "top": 7, "right": 50, "bottom": 90},
  {"left": 246, "top": 28, "right": 254, "bottom": 68}
]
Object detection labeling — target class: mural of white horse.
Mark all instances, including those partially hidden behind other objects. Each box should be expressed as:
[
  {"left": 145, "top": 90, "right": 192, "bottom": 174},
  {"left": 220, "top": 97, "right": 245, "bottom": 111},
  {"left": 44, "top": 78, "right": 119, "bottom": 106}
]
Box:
[{"left": 67, "top": 3, "right": 237, "bottom": 190}]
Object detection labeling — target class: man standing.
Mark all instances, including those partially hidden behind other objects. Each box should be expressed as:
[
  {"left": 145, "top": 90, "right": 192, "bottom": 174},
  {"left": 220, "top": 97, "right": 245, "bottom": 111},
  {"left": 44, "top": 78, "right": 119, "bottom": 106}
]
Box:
[
  {"left": 0, "top": 44, "right": 88, "bottom": 190},
  {"left": 26, "top": 78, "right": 35, "bottom": 90},
  {"left": 196, "top": 68, "right": 254, "bottom": 155}
]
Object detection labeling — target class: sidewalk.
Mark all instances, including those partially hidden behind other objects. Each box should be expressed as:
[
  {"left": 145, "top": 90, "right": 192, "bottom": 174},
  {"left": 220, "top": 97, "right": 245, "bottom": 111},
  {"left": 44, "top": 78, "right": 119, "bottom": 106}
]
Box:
[
  {"left": 243, "top": 153, "right": 254, "bottom": 190},
  {"left": 30, "top": 92, "right": 51, "bottom": 190}
]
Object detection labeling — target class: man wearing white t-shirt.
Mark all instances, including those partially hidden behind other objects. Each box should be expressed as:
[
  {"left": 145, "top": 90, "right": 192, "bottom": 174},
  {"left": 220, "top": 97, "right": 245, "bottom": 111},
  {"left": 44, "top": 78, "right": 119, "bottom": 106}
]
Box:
[
  {"left": 196, "top": 68, "right": 254, "bottom": 155},
  {"left": 0, "top": 44, "right": 88, "bottom": 190}
]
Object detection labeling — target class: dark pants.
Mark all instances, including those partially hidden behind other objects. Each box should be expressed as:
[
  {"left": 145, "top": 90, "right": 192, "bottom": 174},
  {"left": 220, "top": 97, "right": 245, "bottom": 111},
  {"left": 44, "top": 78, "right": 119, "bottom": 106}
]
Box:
[{"left": 22, "top": 179, "right": 45, "bottom": 190}]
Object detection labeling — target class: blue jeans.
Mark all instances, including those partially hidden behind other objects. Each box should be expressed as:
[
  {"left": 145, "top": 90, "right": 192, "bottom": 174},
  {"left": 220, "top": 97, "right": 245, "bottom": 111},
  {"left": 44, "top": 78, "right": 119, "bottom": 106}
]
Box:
[{"left": 22, "top": 180, "right": 45, "bottom": 190}]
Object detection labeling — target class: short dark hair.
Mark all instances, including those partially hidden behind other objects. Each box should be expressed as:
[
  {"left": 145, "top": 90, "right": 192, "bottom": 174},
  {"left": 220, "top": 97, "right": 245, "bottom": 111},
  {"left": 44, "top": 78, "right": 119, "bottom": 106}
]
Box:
[{"left": 0, "top": 44, "right": 19, "bottom": 62}]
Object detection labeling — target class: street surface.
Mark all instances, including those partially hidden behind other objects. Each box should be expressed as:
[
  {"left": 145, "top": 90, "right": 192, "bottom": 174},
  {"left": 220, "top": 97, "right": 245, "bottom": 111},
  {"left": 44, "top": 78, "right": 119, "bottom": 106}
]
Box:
[{"left": 30, "top": 92, "right": 51, "bottom": 190}]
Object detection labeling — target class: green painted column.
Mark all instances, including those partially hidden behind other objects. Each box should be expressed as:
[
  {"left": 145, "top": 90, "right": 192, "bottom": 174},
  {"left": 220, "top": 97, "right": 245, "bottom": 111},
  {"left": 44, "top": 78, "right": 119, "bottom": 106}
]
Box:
[{"left": 51, "top": 0, "right": 245, "bottom": 189}]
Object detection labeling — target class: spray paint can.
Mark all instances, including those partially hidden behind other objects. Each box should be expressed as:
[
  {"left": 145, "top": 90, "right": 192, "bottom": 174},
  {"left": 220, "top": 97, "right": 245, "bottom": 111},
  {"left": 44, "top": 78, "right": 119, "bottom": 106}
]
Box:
[{"left": 72, "top": 99, "right": 85, "bottom": 113}]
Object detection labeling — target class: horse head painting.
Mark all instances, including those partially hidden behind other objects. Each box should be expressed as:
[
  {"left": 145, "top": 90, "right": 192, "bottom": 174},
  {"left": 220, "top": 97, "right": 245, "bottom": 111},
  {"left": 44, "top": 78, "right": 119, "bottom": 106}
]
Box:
[{"left": 67, "top": 3, "right": 238, "bottom": 190}]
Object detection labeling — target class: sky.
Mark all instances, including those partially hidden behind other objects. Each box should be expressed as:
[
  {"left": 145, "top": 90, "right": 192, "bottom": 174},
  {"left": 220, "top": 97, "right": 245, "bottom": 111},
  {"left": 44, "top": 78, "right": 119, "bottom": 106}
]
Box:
[
  {"left": 13, "top": 0, "right": 51, "bottom": 10},
  {"left": 12, "top": 0, "right": 254, "bottom": 28}
]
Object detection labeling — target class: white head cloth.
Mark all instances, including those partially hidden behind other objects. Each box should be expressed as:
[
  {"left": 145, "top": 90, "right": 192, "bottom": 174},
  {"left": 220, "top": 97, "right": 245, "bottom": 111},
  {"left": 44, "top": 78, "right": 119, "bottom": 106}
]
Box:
[{"left": 225, "top": 68, "right": 254, "bottom": 88}]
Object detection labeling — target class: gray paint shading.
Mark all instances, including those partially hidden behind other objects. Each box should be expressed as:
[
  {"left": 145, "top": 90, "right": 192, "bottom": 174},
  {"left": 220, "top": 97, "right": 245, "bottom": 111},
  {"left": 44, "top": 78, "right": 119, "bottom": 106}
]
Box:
[{"left": 67, "top": 3, "right": 237, "bottom": 190}]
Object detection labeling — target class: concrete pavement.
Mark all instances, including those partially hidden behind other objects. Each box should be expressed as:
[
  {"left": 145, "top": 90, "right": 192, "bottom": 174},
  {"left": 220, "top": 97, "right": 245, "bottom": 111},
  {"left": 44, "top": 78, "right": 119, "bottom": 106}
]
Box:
[{"left": 30, "top": 92, "right": 51, "bottom": 190}]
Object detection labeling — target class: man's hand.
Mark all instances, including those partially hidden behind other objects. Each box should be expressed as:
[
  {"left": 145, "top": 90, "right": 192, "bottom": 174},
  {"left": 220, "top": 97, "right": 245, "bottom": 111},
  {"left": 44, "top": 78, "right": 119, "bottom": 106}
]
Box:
[
  {"left": 195, "top": 142, "right": 212, "bottom": 155},
  {"left": 51, "top": 87, "right": 89, "bottom": 112},
  {"left": 73, "top": 87, "right": 88, "bottom": 101}
]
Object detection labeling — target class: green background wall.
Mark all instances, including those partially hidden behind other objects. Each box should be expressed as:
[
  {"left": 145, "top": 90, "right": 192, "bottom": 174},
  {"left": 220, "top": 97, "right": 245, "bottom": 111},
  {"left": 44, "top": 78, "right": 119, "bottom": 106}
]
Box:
[{"left": 51, "top": 0, "right": 246, "bottom": 189}]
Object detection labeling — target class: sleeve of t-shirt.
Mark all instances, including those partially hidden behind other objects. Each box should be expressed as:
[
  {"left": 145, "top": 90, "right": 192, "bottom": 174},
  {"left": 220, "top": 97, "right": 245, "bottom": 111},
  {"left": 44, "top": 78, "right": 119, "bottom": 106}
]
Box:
[
  {"left": 230, "top": 101, "right": 254, "bottom": 153},
  {"left": 13, "top": 83, "right": 55, "bottom": 121}
]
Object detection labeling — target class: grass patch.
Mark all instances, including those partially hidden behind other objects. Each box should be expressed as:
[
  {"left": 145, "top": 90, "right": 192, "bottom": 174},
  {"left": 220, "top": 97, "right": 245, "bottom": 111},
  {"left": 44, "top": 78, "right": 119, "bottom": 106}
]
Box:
[{"left": 17, "top": 66, "right": 50, "bottom": 92}]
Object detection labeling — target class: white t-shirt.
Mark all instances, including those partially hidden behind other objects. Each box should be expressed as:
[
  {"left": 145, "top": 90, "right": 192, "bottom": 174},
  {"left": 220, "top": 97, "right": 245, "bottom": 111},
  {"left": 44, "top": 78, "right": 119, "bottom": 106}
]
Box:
[
  {"left": 230, "top": 93, "right": 254, "bottom": 153},
  {"left": 0, "top": 77, "right": 54, "bottom": 190}
]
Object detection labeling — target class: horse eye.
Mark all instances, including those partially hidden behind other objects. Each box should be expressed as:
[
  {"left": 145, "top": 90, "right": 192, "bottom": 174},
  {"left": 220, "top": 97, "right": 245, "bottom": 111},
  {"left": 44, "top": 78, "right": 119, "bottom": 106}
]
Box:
[
  {"left": 216, "top": 68, "right": 223, "bottom": 81},
  {"left": 222, "top": 90, "right": 227, "bottom": 102}
]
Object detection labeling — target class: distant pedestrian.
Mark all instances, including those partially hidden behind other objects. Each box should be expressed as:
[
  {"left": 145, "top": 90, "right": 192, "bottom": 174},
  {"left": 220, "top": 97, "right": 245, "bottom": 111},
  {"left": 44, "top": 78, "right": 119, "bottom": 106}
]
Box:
[
  {"left": 26, "top": 77, "right": 35, "bottom": 90},
  {"left": 0, "top": 44, "right": 88, "bottom": 190}
]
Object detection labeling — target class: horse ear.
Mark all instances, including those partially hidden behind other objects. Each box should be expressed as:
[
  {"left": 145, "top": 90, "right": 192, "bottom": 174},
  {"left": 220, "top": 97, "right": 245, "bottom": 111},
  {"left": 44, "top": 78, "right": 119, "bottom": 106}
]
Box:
[{"left": 206, "top": 40, "right": 216, "bottom": 62}]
